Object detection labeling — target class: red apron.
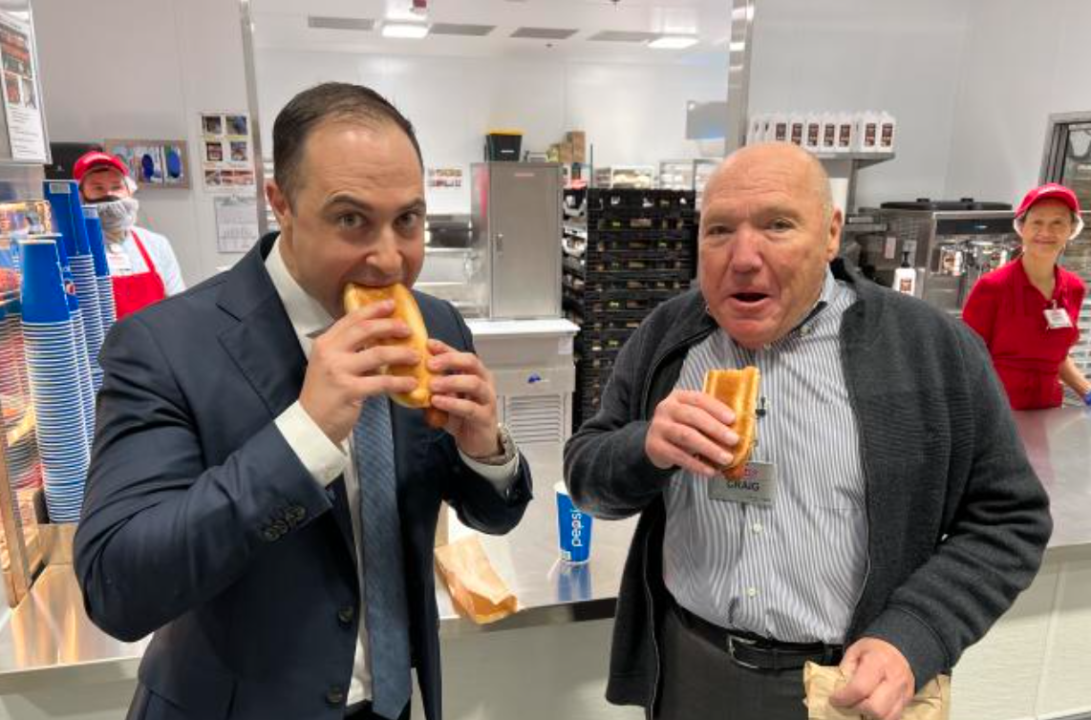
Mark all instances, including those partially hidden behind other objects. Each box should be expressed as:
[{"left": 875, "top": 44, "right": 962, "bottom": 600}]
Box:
[
  {"left": 966, "top": 260, "right": 1083, "bottom": 410},
  {"left": 112, "top": 230, "right": 167, "bottom": 320}
]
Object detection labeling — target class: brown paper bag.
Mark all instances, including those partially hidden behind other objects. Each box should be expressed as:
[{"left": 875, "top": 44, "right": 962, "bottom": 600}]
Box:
[
  {"left": 803, "top": 662, "right": 950, "bottom": 720},
  {"left": 434, "top": 535, "right": 519, "bottom": 624}
]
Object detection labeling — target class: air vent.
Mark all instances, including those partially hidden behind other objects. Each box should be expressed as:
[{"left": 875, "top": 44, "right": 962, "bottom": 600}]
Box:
[
  {"left": 307, "top": 16, "right": 375, "bottom": 32},
  {"left": 588, "top": 30, "right": 659, "bottom": 43},
  {"left": 504, "top": 395, "right": 565, "bottom": 445},
  {"left": 430, "top": 22, "right": 495, "bottom": 37},
  {"left": 510, "top": 27, "right": 578, "bottom": 40}
]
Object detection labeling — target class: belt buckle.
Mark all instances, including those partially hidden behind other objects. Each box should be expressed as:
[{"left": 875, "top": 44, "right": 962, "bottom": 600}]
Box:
[{"left": 726, "top": 634, "right": 761, "bottom": 670}]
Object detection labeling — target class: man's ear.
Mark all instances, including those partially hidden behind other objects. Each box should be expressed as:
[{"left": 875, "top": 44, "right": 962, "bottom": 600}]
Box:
[
  {"left": 826, "top": 207, "right": 844, "bottom": 261},
  {"left": 266, "top": 180, "right": 292, "bottom": 234}
]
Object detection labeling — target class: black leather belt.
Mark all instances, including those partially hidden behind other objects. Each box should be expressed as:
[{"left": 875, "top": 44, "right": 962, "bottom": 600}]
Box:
[{"left": 674, "top": 603, "right": 843, "bottom": 671}]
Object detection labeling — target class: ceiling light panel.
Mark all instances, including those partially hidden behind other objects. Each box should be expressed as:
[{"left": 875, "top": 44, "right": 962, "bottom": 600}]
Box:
[
  {"left": 588, "top": 30, "right": 659, "bottom": 43},
  {"left": 429, "top": 22, "right": 496, "bottom": 37},
  {"left": 510, "top": 27, "right": 578, "bottom": 40},
  {"left": 382, "top": 21, "right": 429, "bottom": 39},
  {"left": 307, "top": 16, "right": 375, "bottom": 31}
]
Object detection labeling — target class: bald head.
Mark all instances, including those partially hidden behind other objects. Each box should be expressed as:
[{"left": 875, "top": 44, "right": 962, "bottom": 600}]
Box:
[
  {"left": 697, "top": 142, "right": 843, "bottom": 349},
  {"left": 705, "top": 143, "right": 835, "bottom": 222}
]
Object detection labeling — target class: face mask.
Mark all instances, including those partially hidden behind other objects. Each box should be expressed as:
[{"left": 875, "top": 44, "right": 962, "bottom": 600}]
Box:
[{"left": 94, "top": 196, "right": 140, "bottom": 237}]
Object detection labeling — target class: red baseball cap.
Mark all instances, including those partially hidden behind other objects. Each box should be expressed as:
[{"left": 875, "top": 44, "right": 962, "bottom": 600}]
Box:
[
  {"left": 1015, "top": 183, "right": 1081, "bottom": 219},
  {"left": 73, "top": 151, "right": 129, "bottom": 183}
]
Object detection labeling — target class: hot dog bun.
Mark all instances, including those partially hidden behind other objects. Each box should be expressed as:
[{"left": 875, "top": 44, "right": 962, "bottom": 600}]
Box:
[
  {"left": 702, "top": 367, "right": 760, "bottom": 479},
  {"left": 342, "top": 282, "right": 448, "bottom": 428}
]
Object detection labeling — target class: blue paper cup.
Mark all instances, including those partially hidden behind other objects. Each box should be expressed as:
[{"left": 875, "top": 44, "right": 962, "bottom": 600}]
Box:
[
  {"left": 555, "top": 481, "right": 593, "bottom": 564},
  {"left": 83, "top": 207, "right": 110, "bottom": 278},
  {"left": 18, "top": 240, "right": 70, "bottom": 323},
  {"left": 44, "top": 180, "right": 91, "bottom": 257}
]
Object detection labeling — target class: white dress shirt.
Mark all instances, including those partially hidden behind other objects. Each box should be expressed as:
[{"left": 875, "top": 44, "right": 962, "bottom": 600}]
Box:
[{"left": 265, "top": 237, "right": 518, "bottom": 705}]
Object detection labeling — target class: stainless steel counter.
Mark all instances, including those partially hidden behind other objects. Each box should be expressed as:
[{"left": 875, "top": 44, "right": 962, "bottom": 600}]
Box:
[
  {"left": 1, "top": 409, "right": 1088, "bottom": 691},
  {"left": 1012, "top": 407, "right": 1091, "bottom": 549}
]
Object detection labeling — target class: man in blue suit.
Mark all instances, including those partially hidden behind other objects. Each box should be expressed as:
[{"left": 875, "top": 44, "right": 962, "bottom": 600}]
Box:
[{"left": 75, "top": 83, "right": 532, "bottom": 720}]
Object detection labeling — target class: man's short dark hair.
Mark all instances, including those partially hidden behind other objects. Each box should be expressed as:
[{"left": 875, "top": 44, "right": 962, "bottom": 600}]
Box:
[{"left": 272, "top": 82, "right": 423, "bottom": 206}]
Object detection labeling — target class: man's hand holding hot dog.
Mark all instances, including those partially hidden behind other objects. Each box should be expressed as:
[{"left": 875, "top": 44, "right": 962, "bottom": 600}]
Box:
[
  {"left": 300, "top": 299, "right": 419, "bottom": 445},
  {"left": 425, "top": 338, "right": 503, "bottom": 460},
  {"left": 644, "top": 390, "right": 739, "bottom": 478}
]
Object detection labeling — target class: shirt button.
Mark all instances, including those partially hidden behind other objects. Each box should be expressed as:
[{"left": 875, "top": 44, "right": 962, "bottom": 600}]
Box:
[
  {"left": 751, "top": 522, "right": 764, "bottom": 534},
  {"left": 800, "top": 325, "right": 813, "bottom": 336},
  {"left": 326, "top": 686, "right": 346, "bottom": 706},
  {"left": 337, "top": 606, "right": 355, "bottom": 625},
  {"left": 746, "top": 587, "right": 758, "bottom": 598}
]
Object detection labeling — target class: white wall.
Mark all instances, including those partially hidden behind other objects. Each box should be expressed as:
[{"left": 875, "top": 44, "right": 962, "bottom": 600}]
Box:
[
  {"left": 33, "top": 0, "right": 250, "bottom": 285},
  {"left": 944, "top": 0, "right": 1091, "bottom": 204},
  {"left": 749, "top": 0, "right": 971, "bottom": 209},
  {"left": 254, "top": 50, "right": 727, "bottom": 215}
]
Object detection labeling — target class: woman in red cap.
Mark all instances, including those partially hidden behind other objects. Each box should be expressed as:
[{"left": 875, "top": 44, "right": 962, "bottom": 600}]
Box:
[
  {"left": 73, "top": 150, "right": 186, "bottom": 319},
  {"left": 962, "top": 183, "right": 1091, "bottom": 409}
]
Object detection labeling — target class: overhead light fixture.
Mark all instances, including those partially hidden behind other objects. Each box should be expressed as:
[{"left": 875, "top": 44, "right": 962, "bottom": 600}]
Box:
[
  {"left": 648, "top": 35, "right": 698, "bottom": 50},
  {"left": 382, "top": 21, "right": 429, "bottom": 38}
]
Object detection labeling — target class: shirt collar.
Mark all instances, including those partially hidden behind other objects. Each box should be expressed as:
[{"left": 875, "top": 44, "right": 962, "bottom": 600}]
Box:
[
  {"left": 265, "top": 236, "right": 333, "bottom": 358},
  {"left": 801, "top": 267, "right": 839, "bottom": 326}
]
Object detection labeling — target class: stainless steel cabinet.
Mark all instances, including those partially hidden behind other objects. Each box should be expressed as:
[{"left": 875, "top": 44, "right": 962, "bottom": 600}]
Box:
[{"left": 471, "top": 163, "right": 562, "bottom": 319}]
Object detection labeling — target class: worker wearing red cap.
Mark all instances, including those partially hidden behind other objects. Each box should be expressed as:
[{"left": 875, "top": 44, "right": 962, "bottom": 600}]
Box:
[
  {"left": 963, "top": 183, "right": 1091, "bottom": 409},
  {"left": 73, "top": 150, "right": 186, "bottom": 319}
]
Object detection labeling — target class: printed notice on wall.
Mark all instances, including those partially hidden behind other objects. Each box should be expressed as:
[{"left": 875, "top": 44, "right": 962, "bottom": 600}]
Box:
[
  {"left": 214, "top": 196, "right": 260, "bottom": 253},
  {"left": 427, "top": 167, "right": 463, "bottom": 190},
  {"left": 201, "top": 111, "right": 255, "bottom": 193},
  {"left": 0, "top": 11, "right": 46, "bottom": 162}
]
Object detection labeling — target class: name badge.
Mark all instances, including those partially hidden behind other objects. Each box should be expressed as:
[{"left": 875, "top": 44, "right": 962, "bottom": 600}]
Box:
[
  {"left": 708, "top": 462, "right": 777, "bottom": 506},
  {"left": 106, "top": 249, "right": 133, "bottom": 275},
  {"left": 1044, "top": 307, "right": 1072, "bottom": 330}
]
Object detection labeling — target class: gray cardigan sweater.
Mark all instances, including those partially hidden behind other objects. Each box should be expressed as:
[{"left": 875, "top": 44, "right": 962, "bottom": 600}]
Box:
[{"left": 564, "top": 260, "right": 1052, "bottom": 715}]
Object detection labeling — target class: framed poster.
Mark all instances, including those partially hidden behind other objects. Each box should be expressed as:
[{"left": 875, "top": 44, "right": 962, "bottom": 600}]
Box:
[
  {"left": 200, "top": 111, "right": 255, "bottom": 193},
  {"left": 104, "top": 139, "right": 190, "bottom": 189}
]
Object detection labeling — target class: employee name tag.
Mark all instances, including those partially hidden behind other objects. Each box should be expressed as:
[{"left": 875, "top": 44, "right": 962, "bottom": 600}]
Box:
[
  {"left": 708, "top": 462, "right": 777, "bottom": 506},
  {"left": 106, "top": 249, "right": 133, "bottom": 275},
  {"left": 1044, "top": 308, "right": 1072, "bottom": 329}
]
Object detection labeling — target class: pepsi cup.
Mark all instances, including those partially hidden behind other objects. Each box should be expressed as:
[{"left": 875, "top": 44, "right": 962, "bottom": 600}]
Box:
[{"left": 555, "top": 481, "right": 593, "bottom": 564}]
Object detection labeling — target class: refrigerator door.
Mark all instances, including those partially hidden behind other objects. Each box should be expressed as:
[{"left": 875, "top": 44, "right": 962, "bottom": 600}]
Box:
[{"left": 484, "top": 163, "right": 562, "bottom": 319}]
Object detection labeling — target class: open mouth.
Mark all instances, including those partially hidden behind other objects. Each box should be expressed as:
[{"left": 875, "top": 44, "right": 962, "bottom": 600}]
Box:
[{"left": 731, "top": 292, "right": 770, "bottom": 304}]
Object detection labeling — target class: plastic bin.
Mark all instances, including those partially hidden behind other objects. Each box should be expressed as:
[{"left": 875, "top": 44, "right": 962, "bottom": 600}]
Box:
[{"left": 485, "top": 131, "right": 523, "bottom": 162}]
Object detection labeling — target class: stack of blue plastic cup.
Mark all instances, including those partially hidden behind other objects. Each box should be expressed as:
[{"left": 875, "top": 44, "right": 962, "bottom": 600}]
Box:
[
  {"left": 45, "top": 181, "right": 105, "bottom": 391},
  {"left": 83, "top": 205, "right": 116, "bottom": 335},
  {"left": 45, "top": 228, "right": 97, "bottom": 449},
  {"left": 19, "top": 238, "right": 90, "bottom": 523},
  {"left": 62, "top": 267, "right": 96, "bottom": 451}
]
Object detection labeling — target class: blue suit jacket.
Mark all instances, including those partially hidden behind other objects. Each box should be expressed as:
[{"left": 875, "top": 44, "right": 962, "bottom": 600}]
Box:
[{"left": 75, "top": 233, "right": 532, "bottom": 720}]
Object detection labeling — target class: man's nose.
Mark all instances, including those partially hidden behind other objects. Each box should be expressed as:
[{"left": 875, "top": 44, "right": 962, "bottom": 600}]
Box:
[
  {"left": 366, "top": 227, "right": 403, "bottom": 275},
  {"left": 729, "top": 227, "right": 763, "bottom": 273}
]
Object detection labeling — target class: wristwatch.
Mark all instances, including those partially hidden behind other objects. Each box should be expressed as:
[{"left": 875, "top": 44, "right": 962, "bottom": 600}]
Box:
[{"left": 472, "top": 424, "right": 517, "bottom": 466}]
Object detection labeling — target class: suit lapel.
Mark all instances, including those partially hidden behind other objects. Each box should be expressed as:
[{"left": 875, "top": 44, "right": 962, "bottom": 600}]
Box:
[{"left": 214, "top": 234, "right": 357, "bottom": 562}]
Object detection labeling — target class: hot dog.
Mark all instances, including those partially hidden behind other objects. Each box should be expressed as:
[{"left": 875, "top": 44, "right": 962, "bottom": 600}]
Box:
[
  {"left": 702, "top": 367, "right": 760, "bottom": 479},
  {"left": 342, "top": 282, "right": 448, "bottom": 429}
]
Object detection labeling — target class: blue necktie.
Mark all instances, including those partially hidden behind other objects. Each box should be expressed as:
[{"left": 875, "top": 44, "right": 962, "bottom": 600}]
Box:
[{"left": 352, "top": 396, "right": 412, "bottom": 719}]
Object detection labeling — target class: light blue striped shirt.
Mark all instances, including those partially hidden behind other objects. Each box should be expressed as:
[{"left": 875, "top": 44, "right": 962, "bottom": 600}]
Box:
[{"left": 663, "top": 270, "right": 867, "bottom": 644}]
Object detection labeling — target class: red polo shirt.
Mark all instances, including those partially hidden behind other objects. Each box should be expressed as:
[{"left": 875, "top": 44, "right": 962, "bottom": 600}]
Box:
[{"left": 962, "top": 259, "right": 1086, "bottom": 410}]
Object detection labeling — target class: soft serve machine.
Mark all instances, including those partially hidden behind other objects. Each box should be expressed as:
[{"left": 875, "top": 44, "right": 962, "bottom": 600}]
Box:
[{"left": 850, "top": 199, "right": 1021, "bottom": 314}]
